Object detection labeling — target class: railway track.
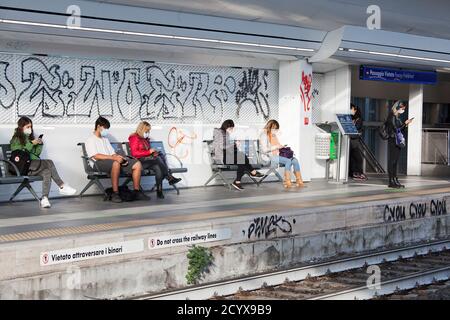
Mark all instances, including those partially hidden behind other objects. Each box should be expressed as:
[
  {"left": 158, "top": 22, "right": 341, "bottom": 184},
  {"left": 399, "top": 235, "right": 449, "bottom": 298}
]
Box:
[{"left": 133, "top": 240, "right": 450, "bottom": 300}]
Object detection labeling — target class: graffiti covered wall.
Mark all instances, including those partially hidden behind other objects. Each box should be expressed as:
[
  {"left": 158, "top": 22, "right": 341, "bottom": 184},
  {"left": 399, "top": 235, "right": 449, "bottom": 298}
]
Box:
[{"left": 0, "top": 53, "right": 279, "bottom": 125}]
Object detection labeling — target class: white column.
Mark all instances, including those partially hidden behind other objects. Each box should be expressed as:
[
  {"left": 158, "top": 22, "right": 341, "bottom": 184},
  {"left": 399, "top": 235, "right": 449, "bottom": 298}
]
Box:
[
  {"left": 278, "top": 60, "right": 313, "bottom": 181},
  {"left": 407, "top": 84, "right": 423, "bottom": 176},
  {"left": 334, "top": 67, "right": 352, "bottom": 181}
]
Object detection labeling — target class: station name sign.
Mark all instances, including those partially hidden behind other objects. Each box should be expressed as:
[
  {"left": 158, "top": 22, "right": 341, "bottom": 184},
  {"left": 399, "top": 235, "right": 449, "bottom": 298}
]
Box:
[{"left": 360, "top": 65, "right": 437, "bottom": 85}]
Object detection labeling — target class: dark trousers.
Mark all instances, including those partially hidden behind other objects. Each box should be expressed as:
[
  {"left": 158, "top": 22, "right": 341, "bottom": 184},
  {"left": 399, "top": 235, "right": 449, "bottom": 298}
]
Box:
[
  {"left": 388, "top": 138, "right": 401, "bottom": 179},
  {"left": 140, "top": 156, "right": 169, "bottom": 185},
  {"left": 349, "top": 139, "right": 364, "bottom": 176},
  {"left": 222, "top": 148, "right": 254, "bottom": 181}
]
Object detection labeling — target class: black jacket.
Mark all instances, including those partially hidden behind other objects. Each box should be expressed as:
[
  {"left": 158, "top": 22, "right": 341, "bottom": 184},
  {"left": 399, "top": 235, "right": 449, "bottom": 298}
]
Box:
[
  {"left": 351, "top": 115, "right": 363, "bottom": 140},
  {"left": 386, "top": 112, "right": 406, "bottom": 138}
]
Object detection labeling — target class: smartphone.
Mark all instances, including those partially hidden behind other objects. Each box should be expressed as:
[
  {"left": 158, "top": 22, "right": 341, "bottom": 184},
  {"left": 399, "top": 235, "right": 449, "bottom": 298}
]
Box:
[{"left": 38, "top": 134, "right": 44, "bottom": 139}]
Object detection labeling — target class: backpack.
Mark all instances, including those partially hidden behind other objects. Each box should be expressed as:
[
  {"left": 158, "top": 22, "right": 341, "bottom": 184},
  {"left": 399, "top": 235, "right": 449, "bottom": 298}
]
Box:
[
  {"left": 9, "top": 149, "right": 31, "bottom": 176},
  {"left": 379, "top": 122, "right": 389, "bottom": 140},
  {"left": 104, "top": 185, "right": 136, "bottom": 202}
]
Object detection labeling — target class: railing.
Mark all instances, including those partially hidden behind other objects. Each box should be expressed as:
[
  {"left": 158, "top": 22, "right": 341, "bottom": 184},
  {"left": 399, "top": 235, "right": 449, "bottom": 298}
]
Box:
[{"left": 422, "top": 128, "right": 449, "bottom": 165}]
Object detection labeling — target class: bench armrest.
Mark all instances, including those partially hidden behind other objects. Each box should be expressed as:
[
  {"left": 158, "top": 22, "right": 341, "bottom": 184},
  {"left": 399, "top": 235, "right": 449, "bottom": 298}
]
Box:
[
  {"left": 0, "top": 159, "right": 20, "bottom": 177},
  {"left": 164, "top": 153, "right": 184, "bottom": 168},
  {"left": 81, "top": 155, "right": 105, "bottom": 174}
]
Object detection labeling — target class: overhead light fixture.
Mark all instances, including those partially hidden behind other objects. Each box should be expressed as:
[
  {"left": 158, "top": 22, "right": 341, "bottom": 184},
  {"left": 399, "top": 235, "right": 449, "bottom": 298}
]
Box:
[
  {"left": 339, "top": 48, "right": 450, "bottom": 64},
  {"left": 0, "top": 19, "right": 314, "bottom": 53}
]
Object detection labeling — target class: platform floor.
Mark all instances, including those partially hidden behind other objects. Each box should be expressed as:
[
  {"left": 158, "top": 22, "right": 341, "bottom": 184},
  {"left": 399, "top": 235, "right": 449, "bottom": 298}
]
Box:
[{"left": 0, "top": 175, "right": 449, "bottom": 243}]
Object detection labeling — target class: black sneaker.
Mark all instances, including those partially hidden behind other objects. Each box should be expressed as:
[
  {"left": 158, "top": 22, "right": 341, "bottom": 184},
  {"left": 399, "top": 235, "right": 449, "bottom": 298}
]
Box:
[
  {"left": 250, "top": 171, "right": 264, "bottom": 178},
  {"left": 231, "top": 181, "right": 244, "bottom": 190},
  {"left": 134, "top": 190, "right": 151, "bottom": 201},
  {"left": 168, "top": 176, "right": 182, "bottom": 185},
  {"left": 111, "top": 192, "right": 123, "bottom": 203}
]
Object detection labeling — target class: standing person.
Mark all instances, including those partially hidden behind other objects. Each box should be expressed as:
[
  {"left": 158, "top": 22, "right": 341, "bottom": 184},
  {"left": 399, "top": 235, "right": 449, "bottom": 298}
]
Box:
[
  {"left": 212, "top": 119, "right": 263, "bottom": 190},
  {"left": 349, "top": 103, "right": 367, "bottom": 181},
  {"left": 128, "top": 121, "right": 181, "bottom": 199},
  {"left": 85, "top": 117, "right": 145, "bottom": 203},
  {"left": 259, "top": 120, "right": 304, "bottom": 188},
  {"left": 10, "top": 116, "right": 77, "bottom": 208},
  {"left": 386, "top": 101, "right": 413, "bottom": 188}
]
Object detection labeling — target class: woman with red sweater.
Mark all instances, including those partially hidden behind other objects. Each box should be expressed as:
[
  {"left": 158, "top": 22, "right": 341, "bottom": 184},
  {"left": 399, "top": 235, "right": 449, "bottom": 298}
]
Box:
[{"left": 128, "top": 121, "right": 181, "bottom": 198}]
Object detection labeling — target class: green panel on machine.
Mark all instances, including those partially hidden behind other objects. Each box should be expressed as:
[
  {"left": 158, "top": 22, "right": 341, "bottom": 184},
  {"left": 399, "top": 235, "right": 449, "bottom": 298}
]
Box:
[{"left": 330, "top": 131, "right": 339, "bottom": 160}]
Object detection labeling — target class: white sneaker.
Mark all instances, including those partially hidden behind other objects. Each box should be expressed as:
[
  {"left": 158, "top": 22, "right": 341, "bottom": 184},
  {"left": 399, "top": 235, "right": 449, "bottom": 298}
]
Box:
[
  {"left": 59, "top": 184, "right": 77, "bottom": 196},
  {"left": 41, "top": 197, "right": 51, "bottom": 208}
]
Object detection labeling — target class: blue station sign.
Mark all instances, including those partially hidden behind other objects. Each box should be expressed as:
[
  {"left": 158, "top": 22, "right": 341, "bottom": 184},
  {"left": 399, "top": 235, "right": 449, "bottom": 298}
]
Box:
[{"left": 360, "top": 65, "right": 437, "bottom": 85}]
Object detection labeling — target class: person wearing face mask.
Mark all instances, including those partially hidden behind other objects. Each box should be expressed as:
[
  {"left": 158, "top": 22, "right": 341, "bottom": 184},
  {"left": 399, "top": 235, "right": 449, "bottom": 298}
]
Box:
[
  {"left": 259, "top": 119, "right": 304, "bottom": 188},
  {"left": 212, "top": 119, "right": 263, "bottom": 190},
  {"left": 10, "top": 116, "right": 77, "bottom": 208},
  {"left": 349, "top": 104, "right": 367, "bottom": 181},
  {"left": 128, "top": 121, "right": 181, "bottom": 199},
  {"left": 385, "top": 101, "right": 413, "bottom": 188},
  {"left": 85, "top": 116, "right": 145, "bottom": 203}
]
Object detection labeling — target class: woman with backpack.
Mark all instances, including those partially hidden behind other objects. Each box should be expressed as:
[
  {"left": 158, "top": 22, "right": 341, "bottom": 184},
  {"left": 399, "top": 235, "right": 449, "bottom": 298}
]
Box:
[
  {"left": 385, "top": 101, "right": 413, "bottom": 188},
  {"left": 259, "top": 119, "right": 304, "bottom": 188},
  {"left": 10, "top": 116, "right": 77, "bottom": 208}
]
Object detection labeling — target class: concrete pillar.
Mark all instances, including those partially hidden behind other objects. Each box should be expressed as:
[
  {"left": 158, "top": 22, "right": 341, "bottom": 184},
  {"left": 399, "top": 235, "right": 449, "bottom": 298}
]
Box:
[
  {"left": 407, "top": 84, "right": 423, "bottom": 176},
  {"left": 334, "top": 67, "right": 352, "bottom": 181},
  {"left": 278, "top": 60, "right": 314, "bottom": 181}
]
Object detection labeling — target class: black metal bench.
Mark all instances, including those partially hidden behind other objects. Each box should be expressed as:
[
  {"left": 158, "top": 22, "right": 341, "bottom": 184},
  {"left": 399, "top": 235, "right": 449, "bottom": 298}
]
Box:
[
  {"left": 123, "top": 141, "right": 187, "bottom": 195},
  {"left": 78, "top": 140, "right": 187, "bottom": 197},
  {"left": 203, "top": 140, "right": 262, "bottom": 189},
  {"left": 203, "top": 139, "right": 284, "bottom": 189},
  {"left": 0, "top": 144, "right": 43, "bottom": 203},
  {"left": 255, "top": 140, "right": 284, "bottom": 184}
]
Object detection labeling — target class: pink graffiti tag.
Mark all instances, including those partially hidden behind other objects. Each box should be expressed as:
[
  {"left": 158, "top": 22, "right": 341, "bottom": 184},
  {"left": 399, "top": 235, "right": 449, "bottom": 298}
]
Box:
[
  {"left": 300, "top": 71, "right": 312, "bottom": 112},
  {"left": 168, "top": 127, "right": 198, "bottom": 159}
]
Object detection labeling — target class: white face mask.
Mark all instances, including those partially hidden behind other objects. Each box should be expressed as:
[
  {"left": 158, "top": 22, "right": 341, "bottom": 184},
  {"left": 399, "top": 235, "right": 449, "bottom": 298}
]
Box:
[
  {"left": 272, "top": 129, "right": 279, "bottom": 135},
  {"left": 398, "top": 109, "right": 405, "bottom": 114},
  {"left": 143, "top": 132, "right": 150, "bottom": 139},
  {"left": 23, "top": 128, "right": 32, "bottom": 136},
  {"left": 100, "top": 128, "right": 109, "bottom": 137}
]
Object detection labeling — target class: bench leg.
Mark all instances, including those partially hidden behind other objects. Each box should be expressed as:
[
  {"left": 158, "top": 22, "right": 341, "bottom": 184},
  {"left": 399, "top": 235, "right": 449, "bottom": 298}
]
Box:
[
  {"left": 217, "top": 172, "right": 232, "bottom": 190},
  {"left": 259, "top": 168, "right": 283, "bottom": 185},
  {"left": 9, "top": 180, "right": 40, "bottom": 203},
  {"left": 204, "top": 172, "right": 219, "bottom": 187},
  {"left": 80, "top": 179, "right": 107, "bottom": 198},
  {"left": 244, "top": 173, "right": 259, "bottom": 186},
  {"left": 274, "top": 170, "right": 283, "bottom": 182}
]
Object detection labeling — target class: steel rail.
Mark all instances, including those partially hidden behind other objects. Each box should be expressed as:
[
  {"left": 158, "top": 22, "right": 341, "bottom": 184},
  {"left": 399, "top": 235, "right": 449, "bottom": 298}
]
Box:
[{"left": 132, "top": 239, "right": 450, "bottom": 300}]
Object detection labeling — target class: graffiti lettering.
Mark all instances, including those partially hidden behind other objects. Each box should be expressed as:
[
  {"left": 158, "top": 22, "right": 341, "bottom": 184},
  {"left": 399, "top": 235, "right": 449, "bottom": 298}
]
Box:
[
  {"left": 383, "top": 198, "right": 448, "bottom": 222},
  {"left": 247, "top": 215, "right": 294, "bottom": 239},
  {"left": 383, "top": 204, "right": 406, "bottom": 222},
  {"left": 409, "top": 202, "right": 427, "bottom": 219},
  {"left": 236, "top": 69, "right": 270, "bottom": 120},
  {"left": 431, "top": 199, "right": 447, "bottom": 216},
  {"left": 0, "top": 53, "right": 277, "bottom": 124}
]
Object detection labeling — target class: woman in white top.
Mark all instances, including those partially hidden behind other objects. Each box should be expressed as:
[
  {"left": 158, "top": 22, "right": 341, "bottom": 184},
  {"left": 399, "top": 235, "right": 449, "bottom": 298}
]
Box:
[{"left": 259, "top": 119, "right": 304, "bottom": 188}]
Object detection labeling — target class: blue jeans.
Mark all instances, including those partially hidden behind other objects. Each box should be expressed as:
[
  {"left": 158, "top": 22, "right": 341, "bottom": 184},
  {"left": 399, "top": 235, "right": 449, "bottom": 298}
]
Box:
[{"left": 271, "top": 156, "right": 300, "bottom": 173}]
